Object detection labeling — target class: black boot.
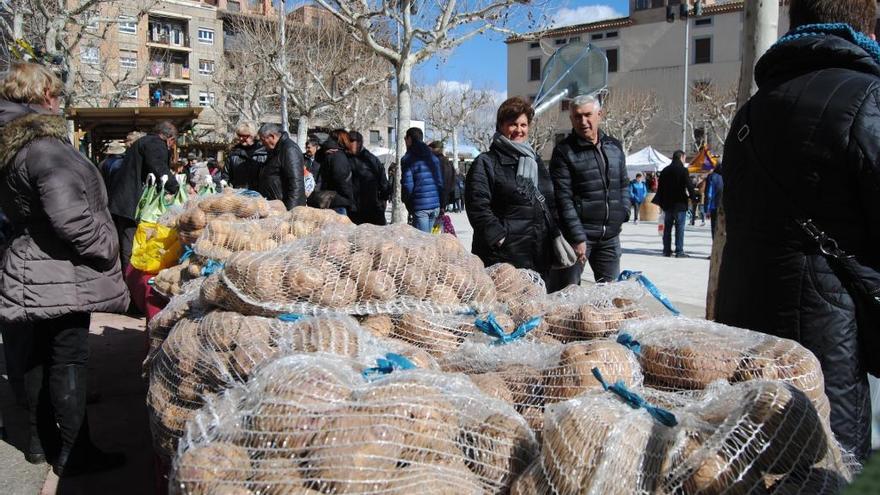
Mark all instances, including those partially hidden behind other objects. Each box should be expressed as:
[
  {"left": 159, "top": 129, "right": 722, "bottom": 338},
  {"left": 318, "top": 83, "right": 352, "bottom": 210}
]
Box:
[
  {"left": 21, "top": 365, "right": 60, "bottom": 464},
  {"left": 49, "top": 364, "right": 125, "bottom": 477}
]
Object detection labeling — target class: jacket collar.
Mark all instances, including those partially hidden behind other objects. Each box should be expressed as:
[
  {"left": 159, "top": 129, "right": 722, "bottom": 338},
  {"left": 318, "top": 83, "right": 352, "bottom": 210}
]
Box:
[
  {"left": 568, "top": 129, "right": 610, "bottom": 149},
  {"left": 0, "top": 110, "right": 68, "bottom": 171},
  {"left": 488, "top": 142, "right": 520, "bottom": 166},
  {"left": 756, "top": 32, "right": 880, "bottom": 88}
]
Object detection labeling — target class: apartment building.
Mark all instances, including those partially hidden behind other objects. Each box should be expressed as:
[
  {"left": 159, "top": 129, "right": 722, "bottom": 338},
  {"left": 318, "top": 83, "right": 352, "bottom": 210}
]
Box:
[{"left": 507, "top": 1, "right": 797, "bottom": 157}]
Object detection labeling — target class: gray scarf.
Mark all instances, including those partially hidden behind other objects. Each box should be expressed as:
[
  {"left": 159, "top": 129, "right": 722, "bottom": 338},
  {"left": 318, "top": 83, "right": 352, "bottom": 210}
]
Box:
[{"left": 492, "top": 132, "right": 539, "bottom": 189}]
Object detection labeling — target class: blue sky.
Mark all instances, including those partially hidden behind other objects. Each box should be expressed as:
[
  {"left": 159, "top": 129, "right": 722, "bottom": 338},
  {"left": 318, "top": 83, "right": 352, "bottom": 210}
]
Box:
[{"left": 415, "top": 0, "right": 630, "bottom": 93}]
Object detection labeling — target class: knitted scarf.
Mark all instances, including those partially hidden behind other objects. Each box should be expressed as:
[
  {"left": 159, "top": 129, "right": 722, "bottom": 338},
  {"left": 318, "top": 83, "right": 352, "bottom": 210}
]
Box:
[
  {"left": 492, "top": 132, "right": 538, "bottom": 189},
  {"left": 774, "top": 22, "right": 880, "bottom": 65}
]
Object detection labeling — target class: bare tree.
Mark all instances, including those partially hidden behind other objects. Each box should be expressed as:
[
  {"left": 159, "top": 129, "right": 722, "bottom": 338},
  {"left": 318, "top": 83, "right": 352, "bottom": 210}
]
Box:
[
  {"left": 223, "top": 10, "right": 391, "bottom": 146},
  {"left": 529, "top": 112, "right": 556, "bottom": 156},
  {"left": 461, "top": 91, "right": 504, "bottom": 153},
  {"left": 324, "top": 80, "right": 395, "bottom": 136},
  {"left": 416, "top": 81, "right": 493, "bottom": 172},
  {"left": 601, "top": 88, "right": 660, "bottom": 155},
  {"left": 207, "top": 49, "right": 280, "bottom": 133},
  {"left": 690, "top": 81, "right": 737, "bottom": 154},
  {"left": 313, "top": 0, "right": 541, "bottom": 223}
]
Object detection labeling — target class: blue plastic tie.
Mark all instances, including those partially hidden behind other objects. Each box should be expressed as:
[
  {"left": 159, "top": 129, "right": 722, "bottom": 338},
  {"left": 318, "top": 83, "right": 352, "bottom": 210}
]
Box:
[
  {"left": 591, "top": 367, "right": 677, "bottom": 427},
  {"left": 474, "top": 313, "right": 542, "bottom": 345},
  {"left": 147, "top": 277, "right": 155, "bottom": 286},
  {"left": 238, "top": 189, "right": 262, "bottom": 197},
  {"left": 617, "top": 270, "right": 681, "bottom": 316},
  {"left": 178, "top": 245, "right": 194, "bottom": 264},
  {"left": 616, "top": 333, "right": 641, "bottom": 355},
  {"left": 200, "top": 259, "right": 224, "bottom": 277},
  {"left": 362, "top": 353, "right": 417, "bottom": 378},
  {"left": 277, "top": 313, "right": 304, "bottom": 322}
]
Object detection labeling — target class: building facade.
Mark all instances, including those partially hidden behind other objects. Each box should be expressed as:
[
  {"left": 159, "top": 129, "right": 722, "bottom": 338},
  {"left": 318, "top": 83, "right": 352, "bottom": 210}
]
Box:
[{"left": 506, "top": 0, "right": 797, "bottom": 158}]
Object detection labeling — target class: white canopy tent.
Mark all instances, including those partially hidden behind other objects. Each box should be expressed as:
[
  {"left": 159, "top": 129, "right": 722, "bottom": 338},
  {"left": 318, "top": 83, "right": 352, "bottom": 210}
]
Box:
[{"left": 625, "top": 146, "right": 671, "bottom": 178}]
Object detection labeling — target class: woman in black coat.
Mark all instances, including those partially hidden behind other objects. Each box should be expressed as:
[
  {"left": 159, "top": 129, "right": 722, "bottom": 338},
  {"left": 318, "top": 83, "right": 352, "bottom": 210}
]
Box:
[
  {"left": 465, "top": 96, "right": 556, "bottom": 279},
  {"left": 314, "top": 130, "right": 356, "bottom": 216}
]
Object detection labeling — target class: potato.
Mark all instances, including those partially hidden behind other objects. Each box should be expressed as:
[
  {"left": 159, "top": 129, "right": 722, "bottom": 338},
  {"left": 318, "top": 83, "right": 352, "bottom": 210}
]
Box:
[
  {"left": 313, "top": 277, "right": 357, "bottom": 308},
  {"left": 440, "top": 264, "right": 473, "bottom": 298},
  {"left": 175, "top": 443, "right": 252, "bottom": 495},
  {"left": 641, "top": 342, "right": 739, "bottom": 391},
  {"left": 268, "top": 200, "right": 287, "bottom": 214},
  {"left": 288, "top": 318, "right": 360, "bottom": 357},
  {"left": 462, "top": 413, "right": 533, "bottom": 489},
  {"left": 427, "top": 283, "right": 460, "bottom": 305},
  {"left": 388, "top": 462, "right": 483, "bottom": 495},
  {"left": 229, "top": 336, "right": 276, "bottom": 380},
  {"left": 574, "top": 304, "right": 619, "bottom": 339},
  {"left": 399, "top": 269, "right": 429, "bottom": 299},
  {"left": 510, "top": 461, "right": 550, "bottom": 495},
  {"left": 469, "top": 373, "right": 514, "bottom": 404},
  {"left": 496, "top": 364, "right": 544, "bottom": 410},
  {"left": 519, "top": 406, "right": 544, "bottom": 439},
  {"left": 542, "top": 341, "right": 638, "bottom": 403},
  {"left": 392, "top": 313, "right": 462, "bottom": 355},
  {"left": 282, "top": 265, "right": 326, "bottom": 301},
  {"left": 345, "top": 251, "right": 374, "bottom": 282},
  {"left": 179, "top": 207, "right": 208, "bottom": 231},
  {"left": 357, "top": 270, "right": 397, "bottom": 301},
  {"left": 374, "top": 244, "right": 408, "bottom": 273},
  {"left": 359, "top": 314, "right": 394, "bottom": 338}
]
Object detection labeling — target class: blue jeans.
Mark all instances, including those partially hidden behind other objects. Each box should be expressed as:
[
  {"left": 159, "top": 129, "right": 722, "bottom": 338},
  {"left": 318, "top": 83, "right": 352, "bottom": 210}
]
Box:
[
  {"left": 411, "top": 207, "right": 440, "bottom": 233},
  {"left": 663, "top": 209, "right": 687, "bottom": 255},
  {"left": 333, "top": 207, "right": 347, "bottom": 216}
]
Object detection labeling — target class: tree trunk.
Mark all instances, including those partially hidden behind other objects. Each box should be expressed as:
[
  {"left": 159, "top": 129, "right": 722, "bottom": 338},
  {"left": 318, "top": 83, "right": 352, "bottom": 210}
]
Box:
[
  {"left": 706, "top": 0, "right": 778, "bottom": 320},
  {"left": 297, "top": 114, "right": 309, "bottom": 147},
  {"left": 390, "top": 61, "right": 412, "bottom": 224},
  {"left": 13, "top": 11, "right": 23, "bottom": 39},
  {"left": 451, "top": 128, "right": 460, "bottom": 173}
]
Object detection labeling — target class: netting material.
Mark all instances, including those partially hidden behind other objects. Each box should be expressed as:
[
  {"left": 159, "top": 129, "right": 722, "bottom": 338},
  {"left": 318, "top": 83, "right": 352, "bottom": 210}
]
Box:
[
  {"left": 171, "top": 190, "right": 287, "bottom": 246},
  {"left": 145, "top": 279, "right": 208, "bottom": 372},
  {"left": 202, "top": 224, "right": 499, "bottom": 315},
  {"left": 620, "top": 316, "right": 831, "bottom": 422},
  {"left": 147, "top": 313, "right": 437, "bottom": 457},
  {"left": 487, "top": 264, "right": 547, "bottom": 307},
  {"left": 440, "top": 339, "right": 643, "bottom": 437},
  {"left": 170, "top": 353, "right": 538, "bottom": 495}
]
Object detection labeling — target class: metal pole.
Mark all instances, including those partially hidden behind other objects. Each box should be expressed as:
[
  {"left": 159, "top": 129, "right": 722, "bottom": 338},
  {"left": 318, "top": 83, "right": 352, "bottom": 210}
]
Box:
[
  {"left": 681, "top": 11, "right": 689, "bottom": 152},
  {"left": 279, "top": 0, "right": 289, "bottom": 134}
]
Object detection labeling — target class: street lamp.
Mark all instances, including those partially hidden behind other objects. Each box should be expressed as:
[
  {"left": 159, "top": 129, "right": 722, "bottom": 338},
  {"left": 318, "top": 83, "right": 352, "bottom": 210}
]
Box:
[{"left": 668, "top": 1, "right": 703, "bottom": 153}]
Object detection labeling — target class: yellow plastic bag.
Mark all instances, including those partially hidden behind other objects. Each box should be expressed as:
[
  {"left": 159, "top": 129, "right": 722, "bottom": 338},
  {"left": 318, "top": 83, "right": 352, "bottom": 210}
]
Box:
[{"left": 130, "top": 221, "right": 182, "bottom": 274}]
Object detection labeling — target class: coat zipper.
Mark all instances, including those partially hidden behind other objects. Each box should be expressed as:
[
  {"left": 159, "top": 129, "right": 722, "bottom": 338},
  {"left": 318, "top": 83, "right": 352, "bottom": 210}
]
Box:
[{"left": 596, "top": 143, "right": 610, "bottom": 241}]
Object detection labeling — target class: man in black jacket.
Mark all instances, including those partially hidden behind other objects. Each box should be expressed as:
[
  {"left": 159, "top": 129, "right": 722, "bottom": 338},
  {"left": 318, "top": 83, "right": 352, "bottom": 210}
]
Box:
[
  {"left": 653, "top": 151, "right": 696, "bottom": 257},
  {"left": 107, "top": 120, "right": 180, "bottom": 269},
  {"left": 256, "top": 123, "right": 306, "bottom": 209},
  {"left": 716, "top": 0, "right": 880, "bottom": 461},
  {"left": 549, "top": 94, "right": 630, "bottom": 288},
  {"left": 349, "top": 131, "right": 390, "bottom": 225},
  {"left": 226, "top": 122, "right": 267, "bottom": 190}
]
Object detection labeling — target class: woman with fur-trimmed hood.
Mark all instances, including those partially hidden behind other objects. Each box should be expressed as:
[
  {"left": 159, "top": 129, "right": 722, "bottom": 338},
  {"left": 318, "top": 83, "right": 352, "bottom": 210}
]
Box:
[{"left": 0, "top": 63, "right": 127, "bottom": 476}]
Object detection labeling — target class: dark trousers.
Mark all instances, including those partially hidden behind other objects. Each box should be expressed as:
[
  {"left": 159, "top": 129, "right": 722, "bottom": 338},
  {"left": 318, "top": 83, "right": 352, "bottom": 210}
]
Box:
[
  {"left": 708, "top": 210, "right": 717, "bottom": 239},
  {"left": 663, "top": 210, "right": 687, "bottom": 255},
  {"left": 2, "top": 313, "right": 91, "bottom": 459},
  {"left": 112, "top": 214, "right": 137, "bottom": 270},
  {"left": 547, "top": 236, "right": 621, "bottom": 291},
  {"left": 632, "top": 201, "right": 642, "bottom": 222}
]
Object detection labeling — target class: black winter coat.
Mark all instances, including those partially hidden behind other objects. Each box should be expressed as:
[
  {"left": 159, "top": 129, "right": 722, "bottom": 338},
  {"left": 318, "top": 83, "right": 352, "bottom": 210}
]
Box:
[
  {"left": 350, "top": 149, "right": 389, "bottom": 225},
  {"left": 465, "top": 144, "right": 555, "bottom": 276},
  {"left": 653, "top": 159, "right": 696, "bottom": 212},
  {"left": 107, "top": 133, "right": 179, "bottom": 220},
  {"left": 439, "top": 154, "right": 456, "bottom": 206},
  {"left": 550, "top": 131, "right": 630, "bottom": 244},
  {"left": 715, "top": 33, "right": 880, "bottom": 461},
  {"left": 258, "top": 133, "right": 306, "bottom": 210},
  {"left": 316, "top": 140, "right": 355, "bottom": 211},
  {"left": 226, "top": 142, "right": 268, "bottom": 190}
]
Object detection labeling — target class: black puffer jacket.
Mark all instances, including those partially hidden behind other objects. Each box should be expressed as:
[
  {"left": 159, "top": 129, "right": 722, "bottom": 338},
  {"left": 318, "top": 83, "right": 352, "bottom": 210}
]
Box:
[
  {"left": 226, "top": 142, "right": 267, "bottom": 190},
  {"left": 350, "top": 148, "right": 389, "bottom": 225},
  {"left": 107, "top": 133, "right": 179, "bottom": 220},
  {"left": 465, "top": 144, "right": 555, "bottom": 276},
  {"left": 715, "top": 33, "right": 880, "bottom": 461},
  {"left": 653, "top": 158, "right": 696, "bottom": 212},
  {"left": 550, "top": 131, "right": 630, "bottom": 244},
  {"left": 257, "top": 133, "right": 305, "bottom": 210},
  {"left": 316, "top": 140, "right": 355, "bottom": 211}
]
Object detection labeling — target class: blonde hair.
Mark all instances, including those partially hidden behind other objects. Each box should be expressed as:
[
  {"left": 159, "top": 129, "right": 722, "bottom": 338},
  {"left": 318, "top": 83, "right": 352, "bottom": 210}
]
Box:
[
  {"left": 0, "top": 62, "right": 64, "bottom": 104},
  {"left": 235, "top": 121, "right": 258, "bottom": 137}
]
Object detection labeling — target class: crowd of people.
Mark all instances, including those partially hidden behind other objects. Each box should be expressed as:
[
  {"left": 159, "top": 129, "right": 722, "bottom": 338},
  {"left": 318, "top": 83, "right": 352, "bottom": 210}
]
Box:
[{"left": 0, "top": 0, "right": 875, "bottom": 479}]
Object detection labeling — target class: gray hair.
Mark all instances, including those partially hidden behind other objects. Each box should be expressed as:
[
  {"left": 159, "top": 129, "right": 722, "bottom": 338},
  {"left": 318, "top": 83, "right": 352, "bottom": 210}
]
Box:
[
  {"left": 570, "top": 93, "right": 602, "bottom": 112},
  {"left": 154, "top": 120, "right": 178, "bottom": 139},
  {"left": 235, "top": 121, "right": 258, "bottom": 136},
  {"left": 258, "top": 122, "right": 283, "bottom": 137}
]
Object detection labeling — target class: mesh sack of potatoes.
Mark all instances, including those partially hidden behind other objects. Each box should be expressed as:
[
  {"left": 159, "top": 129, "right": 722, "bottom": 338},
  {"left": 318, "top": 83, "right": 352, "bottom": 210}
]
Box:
[
  {"left": 659, "top": 380, "right": 851, "bottom": 495},
  {"left": 621, "top": 316, "right": 831, "bottom": 423},
  {"left": 148, "top": 312, "right": 438, "bottom": 457},
  {"left": 487, "top": 263, "right": 547, "bottom": 306},
  {"left": 440, "top": 337, "right": 642, "bottom": 437},
  {"left": 145, "top": 279, "right": 209, "bottom": 372},
  {"left": 355, "top": 312, "right": 492, "bottom": 357},
  {"left": 506, "top": 280, "right": 651, "bottom": 344},
  {"left": 170, "top": 352, "right": 539, "bottom": 495},
  {"left": 202, "top": 223, "right": 499, "bottom": 316},
  {"left": 152, "top": 256, "right": 209, "bottom": 298},
  {"left": 173, "top": 189, "right": 287, "bottom": 246},
  {"left": 192, "top": 206, "right": 352, "bottom": 261}
]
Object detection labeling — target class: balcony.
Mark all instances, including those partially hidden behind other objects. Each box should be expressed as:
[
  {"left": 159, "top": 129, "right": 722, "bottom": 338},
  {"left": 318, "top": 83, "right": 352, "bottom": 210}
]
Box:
[
  {"left": 148, "top": 18, "right": 191, "bottom": 52},
  {"left": 149, "top": 83, "right": 191, "bottom": 108},
  {"left": 147, "top": 59, "right": 192, "bottom": 85}
]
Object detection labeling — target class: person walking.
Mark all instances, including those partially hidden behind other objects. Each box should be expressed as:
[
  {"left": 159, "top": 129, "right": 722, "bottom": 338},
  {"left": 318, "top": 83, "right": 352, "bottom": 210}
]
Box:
[
  {"left": 549, "top": 94, "right": 630, "bottom": 288},
  {"left": 256, "top": 123, "right": 306, "bottom": 210},
  {"left": 0, "top": 62, "right": 128, "bottom": 476},
  {"left": 629, "top": 173, "right": 647, "bottom": 225},
  {"left": 429, "top": 140, "right": 456, "bottom": 212},
  {"left": 107, "top": 120, "right": 180, "bottom": 270},
  {"left": 652, "top": 150, "right": 696, "bottom": 258},
  {"left": 401, "top": 128, "right": 444, "bottom": 232},
  {"left": 348, "top": 131, "right": 390, "bottom": 225},
  {"left": 465, "top": 96, "right": 556, "bottom": 279},
  {"left": 715, "top": 0, "right": 880, "bottom": 461},
  {"left": 704, "top": 166, "right": 723, "bottom": 239},
  {"left": 687, "top": 175, "right": 703, "bottom": 226},
  {"left": 313, "top": 129, "right": 356, "bottom": 216},
  {"left": 226, "top": 122, "right": 268, "bottom": 190}
]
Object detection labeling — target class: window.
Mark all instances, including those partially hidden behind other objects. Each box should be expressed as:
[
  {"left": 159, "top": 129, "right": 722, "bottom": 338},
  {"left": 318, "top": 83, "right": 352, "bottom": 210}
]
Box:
[
  {"left": 555, "top": 38, "right": 567, "bottom": 46},
  {"left": 561, "top": 99, "right": 570, "bottom": 112},
  {"left": 591, "top": 33, "right": 603, "bottom": 40},
  {"left": 124, "top": 88, "right": 138, "bottom": 100},
  {"left": 198, "top": 28, "right": 215, "bottom": 44},
  {"left": 528, "top": 57, "right": 541, "bottom": 81},
  {"left": 119, "top": 15, "right": 137, "bottom": 35},
  {"left": 635, "top": 0, "right": 650, "bottom": 10},
  {"left": 119, "top": 50, "right": 138, "bottom": 69},
  {"left": 606, "top": 48, "right": 619, "bottom": 73},
  {"left": 694, "top": 37, "right": 712, "bottom": 64},
  {"left": 86, "top": 17, "right": 99, "bottom": 31},
  {"left": 528, "top": 94, "right": 536, "bottom": 103},
  {"left": 199, "top": 59, "right": 215, "bottom": 75},
  {"left": 228, "top": 1, "right": 241, "bottom": 12},
  {"left": 528, "top": 41, "right": 540, "bottom": 49},
  {"left": 652, "top": 0, "right": 666, "bottom": 7},
  {"left": 695, "top": 17, "right": 713, "bottom": 27},
  {"left": 606, "top": 31, "right": 618, "bottom": 39},
  {"left": 569, "top": 36, "right": 580, "bottom": 43},
  {"left": 369, "top": 130, "right": 381, "bottom": 145},
  {"left": 80, "top": 46, "right": 100, "bottom": 65},
  {"left": 198, "top": 91, "right": 215, "bottom": 107}
]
